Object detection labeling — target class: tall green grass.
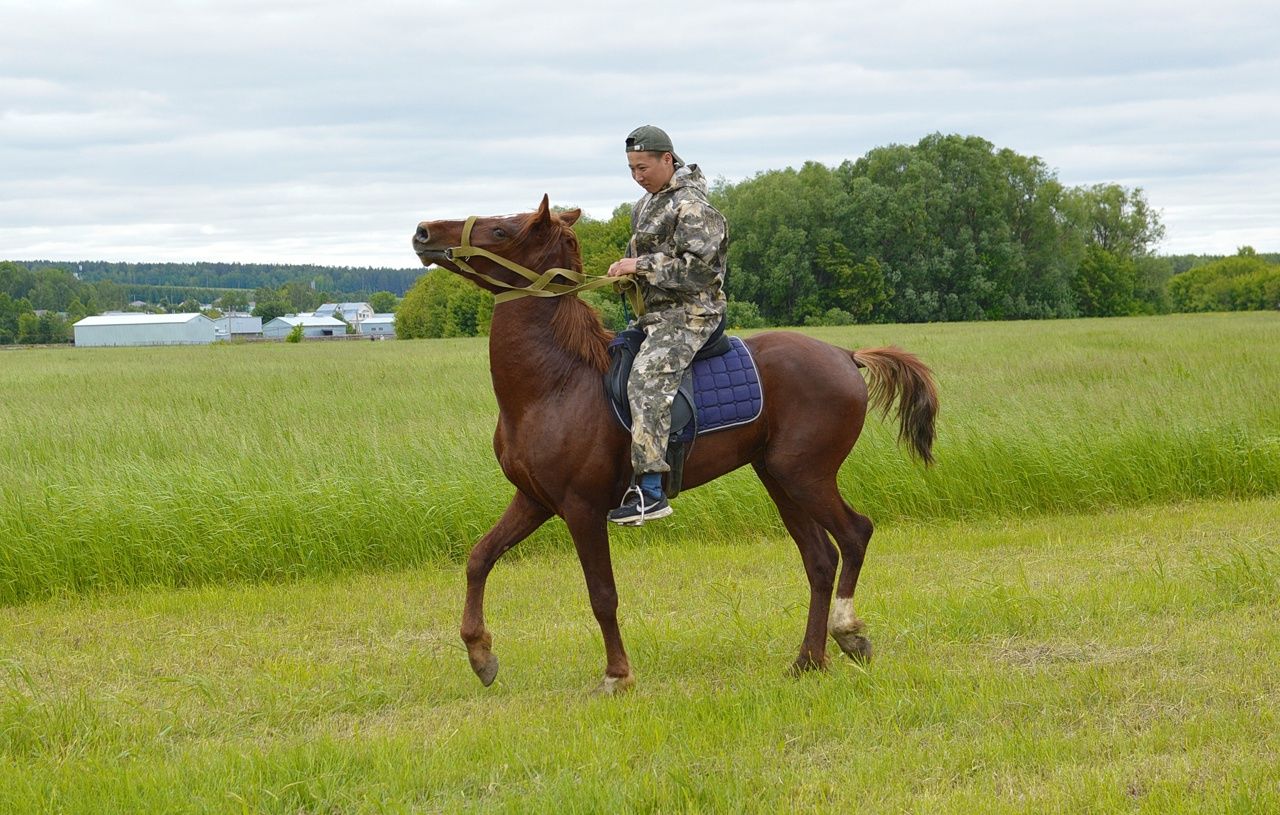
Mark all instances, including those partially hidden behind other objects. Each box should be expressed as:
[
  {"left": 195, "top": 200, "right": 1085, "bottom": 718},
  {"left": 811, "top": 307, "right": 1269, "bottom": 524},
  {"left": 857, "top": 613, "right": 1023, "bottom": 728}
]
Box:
[{"left": 1, "top": 312, "right": 1277, "bottom": 605}]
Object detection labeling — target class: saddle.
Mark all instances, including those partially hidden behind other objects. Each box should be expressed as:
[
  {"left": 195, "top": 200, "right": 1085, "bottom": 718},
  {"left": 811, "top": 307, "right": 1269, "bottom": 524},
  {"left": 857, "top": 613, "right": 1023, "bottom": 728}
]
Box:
[{"left": 605, "top": 318, "right": 761, "bottom": 499}]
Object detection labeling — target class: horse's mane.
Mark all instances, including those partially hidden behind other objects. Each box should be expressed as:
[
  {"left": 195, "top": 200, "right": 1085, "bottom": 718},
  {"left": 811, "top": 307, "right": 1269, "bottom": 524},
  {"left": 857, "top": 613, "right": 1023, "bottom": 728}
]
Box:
[
  {"left": 552, "top": 297, "right": 613, "bottom": 373},
  {"left": 520, "top": 211, "right": 614, "bottom": 374}
]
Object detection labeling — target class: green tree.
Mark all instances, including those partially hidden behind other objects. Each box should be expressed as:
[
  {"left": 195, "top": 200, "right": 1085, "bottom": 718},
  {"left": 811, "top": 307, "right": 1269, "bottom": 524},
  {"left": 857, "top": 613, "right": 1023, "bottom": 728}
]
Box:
[
  {"left": 715, "top": 135, "right": 1090, "bottom": 324},
  {"left": 0, "top": 261, "right": 37, "bottom": 300},
  {"left": 282, "top": 280, "right": 319, "bottom": 313},
  {"left": 252, "top": 300, "right": 291, "bottom": 323},
  {"left": 713, "top": 162, "right": 843, "bottom": 323},
  {"left": 445, "top": 285, "right": 491, "bottom": 336},
  {"left": 1073, "top": 246, "right": 1138, "bottom": 317},
  {"left": 0, "top": 292, "right": 26, "bottom": 344},
  {"left": 396, "top": 270, "right": 494, "bottom": 339},
  {"left": 1067, "top": 183, "right": 1165, "bottom": 259},
  {"left": 29, "top": 268, "right": 78, "bottom": 312},
  {"left": 368, "top": 291, "right": 398, "bottom": 313},
  {"left": 253, "top": 285, "right": 281, "bottom": 306},
  {"left": 1167, "top": 247, "right": 1280, "bottom": 312},
  {"left": 804, "top": 307, "right": 856, "bottom": 327},
  {"left": 65, "top": 297, "right": 92, "bottom": 323},
  {"left": 816, "top": 244, "right": 892, "bottom": 323},
  {"left": 836, "top": 134, "right": 1081, "bottom": 322},
  {"left": 397, "top": 272, "right": 450, "bottom": 339},
  {"left": 93, "top": 279, "right": 126, "bottom": 311},
  {"left": 40, "top": 312, "right": 71, "bottom": 343},
  {"left": 217, "top": 290, "right": 250, "bottom": 313},
  {"left": 574, "top": 204, "right": 633, "bottom": 278},
  {"left": 1131, "top": 255, "right": 1174, "bottom": 314},
  {"left": 724, "top": 299, "right": 767, "bottom": 329},
  {"left": 17, "top": 312, "right": 40, "bottom": 344}
]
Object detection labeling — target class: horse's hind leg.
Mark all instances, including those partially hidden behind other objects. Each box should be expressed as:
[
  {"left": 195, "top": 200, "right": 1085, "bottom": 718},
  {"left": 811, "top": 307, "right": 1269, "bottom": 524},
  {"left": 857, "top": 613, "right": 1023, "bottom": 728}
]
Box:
[
  {"left": 790, "top": 478, "right": 875, "bottom": 664},
  {"left": 753, "top": 463, "right": 838, "bottom": 674},
  {"left": 461, "top": 490, "right": 552, "bottom": 686}
]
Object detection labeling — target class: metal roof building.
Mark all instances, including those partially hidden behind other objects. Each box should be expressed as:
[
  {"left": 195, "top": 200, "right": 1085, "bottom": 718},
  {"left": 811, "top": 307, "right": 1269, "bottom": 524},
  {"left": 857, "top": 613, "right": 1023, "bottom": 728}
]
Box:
[
  {"left": 357, "top": 314, "right": 396, "bottom": 336},
  {"left": 73, "top": 313, "right": 217, "bottom": 347},
  {"left": 214, "top": 314, "right": 263, "bottom": 339},
  {"left": 315, "top": 302, "right": 374, "bottom": 322},
  {"left": 262, "top": 314, "right": 348, "bottom": 338}
]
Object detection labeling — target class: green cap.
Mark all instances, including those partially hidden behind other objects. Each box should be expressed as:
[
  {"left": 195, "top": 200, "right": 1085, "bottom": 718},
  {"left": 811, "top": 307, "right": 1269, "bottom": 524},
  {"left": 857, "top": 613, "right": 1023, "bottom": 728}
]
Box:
[{"left": 625, "top": 125, "right": 685, "bottom": 168}]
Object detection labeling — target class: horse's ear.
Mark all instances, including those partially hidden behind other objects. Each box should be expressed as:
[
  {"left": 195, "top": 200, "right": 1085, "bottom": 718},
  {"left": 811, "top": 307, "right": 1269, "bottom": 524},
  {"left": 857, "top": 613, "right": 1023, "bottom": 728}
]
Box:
[
  {"left": 534, "top": 194, "right": 552, "bottom": 226},
  {"left": 558, "top": 208, "right": 582, "bottom": 227}
]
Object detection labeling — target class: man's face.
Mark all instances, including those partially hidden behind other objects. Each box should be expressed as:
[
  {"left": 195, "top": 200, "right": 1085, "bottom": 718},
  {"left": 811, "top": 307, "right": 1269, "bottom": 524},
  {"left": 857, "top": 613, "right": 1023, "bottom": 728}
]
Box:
[{"left": 628, "top": 151, "right": 675, "bottom": 194}]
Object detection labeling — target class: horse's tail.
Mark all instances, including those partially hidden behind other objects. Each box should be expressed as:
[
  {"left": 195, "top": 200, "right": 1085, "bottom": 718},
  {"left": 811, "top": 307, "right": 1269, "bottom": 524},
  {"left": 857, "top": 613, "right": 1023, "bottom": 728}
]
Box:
[{"left": 850, "top": 346, "right": 938, "bottom": 465}]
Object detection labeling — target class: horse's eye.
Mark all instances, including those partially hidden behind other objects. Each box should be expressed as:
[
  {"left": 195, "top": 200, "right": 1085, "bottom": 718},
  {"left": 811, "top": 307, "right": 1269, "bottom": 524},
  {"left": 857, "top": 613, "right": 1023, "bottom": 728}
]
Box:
[{"left": 493, "top": 228, "right": 507, "bottom": 240}]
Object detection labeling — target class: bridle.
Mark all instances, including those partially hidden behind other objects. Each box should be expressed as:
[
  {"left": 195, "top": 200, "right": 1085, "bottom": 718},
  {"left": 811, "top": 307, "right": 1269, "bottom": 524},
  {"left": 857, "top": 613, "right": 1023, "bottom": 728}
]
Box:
[{"left": 443, "top": 215, "right": 644, "bottom": 314}]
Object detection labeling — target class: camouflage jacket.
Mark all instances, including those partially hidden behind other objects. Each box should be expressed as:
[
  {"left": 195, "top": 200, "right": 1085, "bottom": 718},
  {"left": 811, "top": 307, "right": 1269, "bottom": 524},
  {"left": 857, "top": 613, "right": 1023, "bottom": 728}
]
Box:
[{"left": 626, "top": 165, "right": 728, "bottom": 319}]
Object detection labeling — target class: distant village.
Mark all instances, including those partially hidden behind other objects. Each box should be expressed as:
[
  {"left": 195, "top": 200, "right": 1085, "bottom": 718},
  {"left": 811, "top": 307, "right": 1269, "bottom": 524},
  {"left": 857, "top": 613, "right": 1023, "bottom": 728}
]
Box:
[{"left": 71, "top": 302, "right": 396, "bottom": 347}]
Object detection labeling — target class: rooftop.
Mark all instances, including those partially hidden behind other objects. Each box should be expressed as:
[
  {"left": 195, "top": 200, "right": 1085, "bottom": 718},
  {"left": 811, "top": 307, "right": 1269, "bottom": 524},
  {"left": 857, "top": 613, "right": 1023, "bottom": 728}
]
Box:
[
  {"left": 75, "top": 313, "right": 210, "bottom": 327},
  {"left": 269, "top": 315, "right": 347, "bottom": 327}
]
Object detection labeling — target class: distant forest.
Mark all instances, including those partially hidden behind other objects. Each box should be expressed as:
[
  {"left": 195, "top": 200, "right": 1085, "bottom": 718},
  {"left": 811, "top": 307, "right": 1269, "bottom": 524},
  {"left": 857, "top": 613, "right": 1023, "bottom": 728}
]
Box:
[{"left": 6, "top": 260, "right": 421, "bottom": 299}]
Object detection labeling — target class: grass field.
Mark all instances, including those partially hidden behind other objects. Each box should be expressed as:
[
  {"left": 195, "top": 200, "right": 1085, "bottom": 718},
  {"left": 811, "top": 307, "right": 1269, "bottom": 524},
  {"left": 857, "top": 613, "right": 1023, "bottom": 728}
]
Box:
[
  {"left": 1, "top": 311, "right": 1278, "bottom": 811},
  {"left": 2, "top": 498, "right": 1276, "bottom": 812},
  {"left": 1, "top": 312, "right": 1277, "bottom": 606}
]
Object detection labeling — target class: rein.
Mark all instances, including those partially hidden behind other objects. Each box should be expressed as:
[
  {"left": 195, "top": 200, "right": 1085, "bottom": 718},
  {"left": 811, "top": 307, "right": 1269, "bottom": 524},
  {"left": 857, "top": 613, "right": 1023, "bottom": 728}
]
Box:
[{"left": 446, "top": 215, "right": 645, "bottom": 314}]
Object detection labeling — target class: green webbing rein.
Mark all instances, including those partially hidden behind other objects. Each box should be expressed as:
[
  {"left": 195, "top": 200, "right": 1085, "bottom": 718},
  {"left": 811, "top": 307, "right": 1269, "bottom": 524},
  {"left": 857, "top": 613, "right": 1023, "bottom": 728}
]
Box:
[{"left": 445, "top": 215, "right": 645, "bottom": 315}]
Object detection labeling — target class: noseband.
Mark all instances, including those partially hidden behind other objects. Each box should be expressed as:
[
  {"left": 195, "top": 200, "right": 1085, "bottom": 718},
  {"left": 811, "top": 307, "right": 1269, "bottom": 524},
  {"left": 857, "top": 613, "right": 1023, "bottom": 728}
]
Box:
[{"left": 444, "top": 216, "right": 643, "bottom": 313}]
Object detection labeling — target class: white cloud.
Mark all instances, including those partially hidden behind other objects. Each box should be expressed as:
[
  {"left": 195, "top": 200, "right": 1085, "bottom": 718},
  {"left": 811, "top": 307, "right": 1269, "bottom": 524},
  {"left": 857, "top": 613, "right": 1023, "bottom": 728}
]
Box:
[{"left": 1, "top": 0, "right": 1278, "bottom": 265}]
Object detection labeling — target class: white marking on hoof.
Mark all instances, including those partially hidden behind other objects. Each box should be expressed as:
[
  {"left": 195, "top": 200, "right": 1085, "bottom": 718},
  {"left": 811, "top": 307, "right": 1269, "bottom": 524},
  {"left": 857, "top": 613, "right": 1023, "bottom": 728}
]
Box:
[
  {"left": 829, "top": 597, "right": 865, "bottom": 636},
  {"left": 829, "top": 597, "right": 873, "bottom": 664},
  {"left": 593, "top": 673, "right": 636, "bottom": 696}
]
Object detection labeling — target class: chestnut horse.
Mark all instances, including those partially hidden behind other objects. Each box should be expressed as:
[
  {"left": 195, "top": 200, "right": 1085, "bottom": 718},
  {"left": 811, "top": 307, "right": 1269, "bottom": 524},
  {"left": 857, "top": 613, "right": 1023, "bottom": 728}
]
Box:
[{"left": 413, "top": 196, "right": 937, "bottom": 694}]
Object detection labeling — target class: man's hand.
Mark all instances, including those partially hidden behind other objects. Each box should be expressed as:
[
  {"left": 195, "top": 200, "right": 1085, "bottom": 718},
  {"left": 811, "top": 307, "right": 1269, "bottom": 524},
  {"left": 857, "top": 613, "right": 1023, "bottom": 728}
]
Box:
[{"left": 607, "top": 258, "right": 639, "bottom": 278}]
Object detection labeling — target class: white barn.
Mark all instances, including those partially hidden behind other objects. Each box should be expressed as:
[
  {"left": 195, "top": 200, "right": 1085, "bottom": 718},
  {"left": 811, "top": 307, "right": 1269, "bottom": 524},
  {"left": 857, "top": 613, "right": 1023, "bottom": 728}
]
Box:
[
  {"left": 262, "top": 314, "right": 348, "bottom": 339},
  {"left": 214, "top": 314, "right": 263, "bottom": 339},
  {"left": 357, "top": 314, "right": 395, "bottom": 337},
  {"left": 73, "top": 313, "right": 217, "bottom": 347}
]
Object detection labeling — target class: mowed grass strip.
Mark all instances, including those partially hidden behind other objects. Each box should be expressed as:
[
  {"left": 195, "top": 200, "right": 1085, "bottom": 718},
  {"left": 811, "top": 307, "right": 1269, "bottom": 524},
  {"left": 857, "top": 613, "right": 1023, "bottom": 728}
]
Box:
[
  {"left": 1, "top": 498, "right": 1276, "bottom": 813},
  {"left": 1, "top": 311, "right": 1278, "bottom": 605}
]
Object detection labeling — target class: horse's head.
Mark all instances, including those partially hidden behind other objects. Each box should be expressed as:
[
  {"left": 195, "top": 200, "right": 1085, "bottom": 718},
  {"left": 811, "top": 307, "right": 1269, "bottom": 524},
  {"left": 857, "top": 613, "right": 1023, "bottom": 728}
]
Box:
[{"left": 412, "top": 195, "right": 583, "bottom": 295}]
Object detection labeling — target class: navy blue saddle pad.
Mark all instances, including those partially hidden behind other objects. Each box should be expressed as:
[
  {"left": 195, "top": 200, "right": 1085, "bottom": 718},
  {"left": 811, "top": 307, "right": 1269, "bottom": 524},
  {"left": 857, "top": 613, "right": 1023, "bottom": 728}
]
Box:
[{"left": 608, "top": 335, "right": 763, "bottom": 438}]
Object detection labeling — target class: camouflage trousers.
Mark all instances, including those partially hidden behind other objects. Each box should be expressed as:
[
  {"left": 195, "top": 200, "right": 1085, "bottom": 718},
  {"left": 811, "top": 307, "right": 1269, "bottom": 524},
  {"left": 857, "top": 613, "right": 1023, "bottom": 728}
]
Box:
[{"left": 627, "top": 310, "right": 720, "bottom": 474}]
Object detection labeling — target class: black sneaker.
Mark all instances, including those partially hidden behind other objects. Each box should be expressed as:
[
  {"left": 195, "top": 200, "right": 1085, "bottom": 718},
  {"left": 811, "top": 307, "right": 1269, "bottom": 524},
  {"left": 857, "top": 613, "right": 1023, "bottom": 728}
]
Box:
[{"left": 607, "top": 486, "right": 673, "bottom": 526}]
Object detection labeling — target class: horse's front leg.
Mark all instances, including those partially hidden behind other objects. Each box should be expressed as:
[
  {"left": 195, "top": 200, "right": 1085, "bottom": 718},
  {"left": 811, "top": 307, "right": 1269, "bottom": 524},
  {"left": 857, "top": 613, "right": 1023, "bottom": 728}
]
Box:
[
  {"left": 461, "top": 490, "right": 552, "bottom": 686},
  {"left": 563, "top": 502, "right": 635, "bottom": 695}
]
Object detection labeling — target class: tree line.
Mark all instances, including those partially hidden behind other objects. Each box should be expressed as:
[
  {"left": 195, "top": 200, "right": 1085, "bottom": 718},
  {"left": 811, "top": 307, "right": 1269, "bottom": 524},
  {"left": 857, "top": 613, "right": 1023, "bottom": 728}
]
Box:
[
  {"left": 397, "top": 133, "right": 1278, "bottom": 337},
  {"left": 7, "top": 260, "right": 420, "bottom": 298}
]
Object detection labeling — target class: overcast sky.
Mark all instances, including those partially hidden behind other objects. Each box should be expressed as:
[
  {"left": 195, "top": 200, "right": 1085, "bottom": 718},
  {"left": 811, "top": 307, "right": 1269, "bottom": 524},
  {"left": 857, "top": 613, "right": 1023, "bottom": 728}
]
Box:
[{"left": 3, "top": 0, "right": 1278, "bottom": 268}]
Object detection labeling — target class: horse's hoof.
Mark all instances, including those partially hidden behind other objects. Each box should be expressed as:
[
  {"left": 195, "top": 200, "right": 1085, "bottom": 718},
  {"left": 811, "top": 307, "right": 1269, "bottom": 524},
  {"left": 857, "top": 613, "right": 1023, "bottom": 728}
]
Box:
[
  {"left": 469, "top": 651, "right": 499, "bottom": 686},
  {"left": 592, "top": 673, "right": 636, "bottom": 696},
  {"left": 832, "top": 630, "right": 873, "bottom": 665},
  {"left": 788, "top": 654, "right": 830, "bottom": 676}
]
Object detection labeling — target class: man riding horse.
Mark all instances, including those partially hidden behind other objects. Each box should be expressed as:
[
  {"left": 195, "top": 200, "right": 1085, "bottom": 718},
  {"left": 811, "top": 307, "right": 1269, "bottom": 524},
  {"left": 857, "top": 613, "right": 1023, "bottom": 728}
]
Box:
[{"left": 606, "top": 125, "right": 728, "bottom": 525}]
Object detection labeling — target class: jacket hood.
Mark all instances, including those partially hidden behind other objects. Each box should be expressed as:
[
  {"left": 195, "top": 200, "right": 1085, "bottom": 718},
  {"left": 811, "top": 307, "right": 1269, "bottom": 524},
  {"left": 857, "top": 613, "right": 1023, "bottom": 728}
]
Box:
[{"left": 662, "top": 164, "right": 707, "bottom": 196}]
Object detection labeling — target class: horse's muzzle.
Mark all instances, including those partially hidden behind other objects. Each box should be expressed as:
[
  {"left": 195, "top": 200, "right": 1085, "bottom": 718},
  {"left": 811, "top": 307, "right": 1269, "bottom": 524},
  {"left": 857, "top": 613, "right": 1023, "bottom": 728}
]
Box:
[{"left": 412, "top": 224, "right": 450, "bottom": 263}]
